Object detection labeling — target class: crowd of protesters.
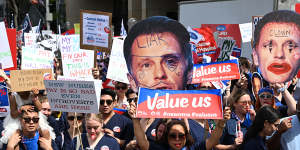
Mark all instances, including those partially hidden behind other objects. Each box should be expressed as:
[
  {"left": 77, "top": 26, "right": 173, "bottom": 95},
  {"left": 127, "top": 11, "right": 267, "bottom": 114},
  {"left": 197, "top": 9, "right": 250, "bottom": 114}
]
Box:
[{"left": 0, "top": 10, "right": 299, "bottom": 150}]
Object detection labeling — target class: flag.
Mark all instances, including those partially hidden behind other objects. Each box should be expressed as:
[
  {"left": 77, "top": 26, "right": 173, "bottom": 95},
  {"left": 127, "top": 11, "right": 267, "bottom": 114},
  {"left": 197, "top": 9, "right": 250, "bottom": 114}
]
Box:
[
  {"left": 22, "top": 13, "right": 32, "bottom": 33},
  {"left": 120, "top": 19, "right": 127, "bottom": 36}
]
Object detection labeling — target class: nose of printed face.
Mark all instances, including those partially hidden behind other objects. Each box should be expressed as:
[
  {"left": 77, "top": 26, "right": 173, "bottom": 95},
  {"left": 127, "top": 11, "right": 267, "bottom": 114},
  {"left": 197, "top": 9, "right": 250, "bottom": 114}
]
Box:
[
  {"left": 273, "top": 47, "right": 285, "bottom": 59},
  {"left": 154, "top": 65, "right": 168, "bottom": 80}
]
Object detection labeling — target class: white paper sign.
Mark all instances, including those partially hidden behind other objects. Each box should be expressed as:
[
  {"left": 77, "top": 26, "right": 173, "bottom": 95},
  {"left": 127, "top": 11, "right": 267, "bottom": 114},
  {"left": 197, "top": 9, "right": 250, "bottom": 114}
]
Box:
[
  {"left": 82, "top": 13, "right": 110, "bottom": 48},
  {"left": 21, "top": 46, "right": 54, "bottom": 69},
  {"left": 61, "top": 49, "right": 94, "bottom": 78},
  {"left": 24, "top": 33, "right": 39, "bottom": 47},
  {"left": 107, "top": 38, "right": 129, "bottom": 84},
  {"left": 59, "top": 35, "right": 80, "bottom": 53},
  {"left": 44, "top": 80, "right": 100, "bottom": 113},
  {"left": 0, "top": 22, "right": 14, "bottom": 69},
  {"left": 239, "top": 23, "right": 252, "bottom": 43}
]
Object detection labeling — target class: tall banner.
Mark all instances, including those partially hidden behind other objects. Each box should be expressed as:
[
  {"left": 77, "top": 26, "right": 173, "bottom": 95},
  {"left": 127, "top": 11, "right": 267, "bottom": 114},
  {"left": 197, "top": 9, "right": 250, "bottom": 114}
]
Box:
[
  {"left": 136, "top": 88, "right": 223, "bottom": 119},
  {"left": 0, "top": 22, "right": 14, "bottom": 69}
]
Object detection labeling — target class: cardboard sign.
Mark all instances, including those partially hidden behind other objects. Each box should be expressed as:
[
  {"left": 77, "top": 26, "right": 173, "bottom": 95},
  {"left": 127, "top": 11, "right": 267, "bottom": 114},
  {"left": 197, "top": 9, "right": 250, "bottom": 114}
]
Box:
[
  {"left": 44, "top": 80, "right": 100, "bottom": 113},
  {"left": 21, "top": 47, "right": 54, "bottom": 69},
  {"left": 61, "top": 49, "right": 94, "bottom": 78},
  {"left": 59, "top": 35, "right": 80, "bottom": 53},
  {"left": 136, "top": 88, "right": 223, "bottom": 119},
  {"left": 106, "top": 38, "right": 129, "bottom": 84},
  {"left": 192, "top": 59, "right": 240, "bottom": 83},
  {"left": 0, "top": 82, "right": 10, "bottom": 117},
  {"left": 5, "top": 28, "right": 17, "bottom": 70},
  {"left": 10, "top": 69, "right": 53, "bottom": 92},
  {"left": 80, "top": 10, "right": 112, "bottom": 52},
  {"left": 0, "top": 22, "right": 14, "bottom": 69}
]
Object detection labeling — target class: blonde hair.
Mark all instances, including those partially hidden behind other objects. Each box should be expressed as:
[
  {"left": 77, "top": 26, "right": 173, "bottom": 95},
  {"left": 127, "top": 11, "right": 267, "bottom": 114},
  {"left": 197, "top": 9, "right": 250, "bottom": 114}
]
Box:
[{"left": 85, "top": 113, "right": 103, "bottom": 124}]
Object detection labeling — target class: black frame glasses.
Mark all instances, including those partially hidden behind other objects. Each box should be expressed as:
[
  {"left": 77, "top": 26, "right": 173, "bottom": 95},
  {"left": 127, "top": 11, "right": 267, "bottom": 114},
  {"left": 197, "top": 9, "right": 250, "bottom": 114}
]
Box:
[
  {"left": 100, "top": 100, "right": 113, "bottom": 106},
  {"left": 67, "top": 116, "right": 84, "bottom": 121},
  {"left": 168, "top": 133, "right": 186, "bottom": 140},
  {"left": 23, "top": 117, "right": 39, "bottom": 124},
  {"left": 127, "top": 97, "right": 138, "bottom": 103},
  {"left": 259, "top": 94, "right": 273, "bottom": 99}
]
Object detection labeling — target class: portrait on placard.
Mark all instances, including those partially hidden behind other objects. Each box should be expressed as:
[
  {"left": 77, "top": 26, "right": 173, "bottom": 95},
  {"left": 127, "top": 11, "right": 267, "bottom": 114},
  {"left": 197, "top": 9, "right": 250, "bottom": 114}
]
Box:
[
  {"left": 253, "top": 10, "right": 300, "bottom": 84},
  {"left": 123, "top": 16, "right": 193, "bottom": 91}
]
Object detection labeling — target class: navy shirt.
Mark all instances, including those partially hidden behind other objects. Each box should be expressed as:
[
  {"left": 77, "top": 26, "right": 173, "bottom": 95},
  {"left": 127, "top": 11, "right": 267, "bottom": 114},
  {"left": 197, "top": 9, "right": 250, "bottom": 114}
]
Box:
[
  {"left": 103, "top": 113, "right": 134, "bottom": 146},
  {"left": 72, "top": 133, "right": 120, "bottom": 150},
  {"left": 188, "top": 119, "right": 209, "bottom": 144},
  {"left": 3, "top": 139, "right": 59, "bottom": 150},
  {"left": 220, "top": 118, "right": 248, "bottom": 145},
  {"left": 145, "top": 119, "right": 162, "bottom": 141},
  {"left": 148, "top": 139, "right": 206, "bottom": 150},
  {"left": 242, "top": 135, "right": 266, "bottom": 150}
]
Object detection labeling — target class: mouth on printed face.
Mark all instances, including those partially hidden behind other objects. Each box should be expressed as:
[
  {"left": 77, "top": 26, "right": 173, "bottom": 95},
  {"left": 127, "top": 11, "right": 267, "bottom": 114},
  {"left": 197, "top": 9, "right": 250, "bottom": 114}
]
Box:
[{"left": 267, "top": 63, "right": 291, "bottom": 75}]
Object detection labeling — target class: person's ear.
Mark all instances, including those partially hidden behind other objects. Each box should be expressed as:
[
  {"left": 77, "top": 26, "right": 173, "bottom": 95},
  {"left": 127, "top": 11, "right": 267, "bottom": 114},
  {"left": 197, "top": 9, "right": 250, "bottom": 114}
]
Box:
[
  {"left": 127, "top": 73, "right": 138, "bottom": 92},
  {"left": 252, "top": 49, "right": 259, "bottom": 66}
]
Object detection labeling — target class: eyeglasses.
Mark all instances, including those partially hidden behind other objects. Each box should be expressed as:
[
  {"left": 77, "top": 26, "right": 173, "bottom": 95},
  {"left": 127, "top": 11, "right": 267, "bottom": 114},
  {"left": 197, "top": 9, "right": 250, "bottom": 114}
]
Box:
[
  {"left": 23, "top": 117, "right": 39, "bottom": 124},
  {"left": 127, "top": 97, "right": 138, "bottom": 103},
  {"left": 168, "top": 133, "right": 186, "bottom": 140},
  {"left": 116, "top": 86, "right": 127, "bottom": 90},
  {"left": 239, "top": 101, "right": 252, "bottom": 106},
  {"left": 67, "top": 116, "right": 84, "bottom": 121},
  {"left": 100, "top": 100, "right": 113, "bottom": 106},
  {"left": 259, "top": 94, "right": 273, "bottom": 99}
]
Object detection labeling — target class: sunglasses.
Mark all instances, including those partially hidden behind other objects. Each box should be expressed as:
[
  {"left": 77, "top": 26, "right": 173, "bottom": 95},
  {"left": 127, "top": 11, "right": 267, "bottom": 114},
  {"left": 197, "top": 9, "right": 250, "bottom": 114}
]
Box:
[
  {"left": 116, "top": 86, "right": 127, "bottom": 90},
  {"left": 100, "top": 100, "right": 113, "bottom": 106},
  {"left": 67, "top": 116, "right": 84, "bottom": 121},
  {"left": 23, "top": 117, "right": 39, "bottom": 124},
  {"left": 168, "top": 133, "right": 186, "bottom": 140},
  {"left": 259, "top": 94, "right": 273, "bottom": 99},
  {"left": 128, "top": 97, "right": 138, "bottom": 103},
  {"left": 239, "top": 101, "right": 252, "bottom": 106}
]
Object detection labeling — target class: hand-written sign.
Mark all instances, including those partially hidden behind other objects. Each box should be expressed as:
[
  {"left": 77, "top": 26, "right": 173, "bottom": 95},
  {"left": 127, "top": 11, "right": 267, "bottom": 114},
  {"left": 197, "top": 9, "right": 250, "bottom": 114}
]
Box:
[
  {"left": 136, "top": 88, "right": 223, "bottom": 119},
  {"left": 59, "top": 35, "right": 80, "bottom": 53},
  {"left": 44, "top": 80, "right": 99, "bottom": 113},
  {"left": 0, "top": 22, "right": 14, "bottom": 69},
  {"left": 24, "top": 33, "right": 38, "bottom": 48},
  {"left": 106, "top": 38, "right": 129, "bottom": 83},
  {"left": 21, "top": 46, "right": 54, "bottom": 69},
  {"left": 61, "top": 49, "right": 94, "bottom": 78},
  {"left": 217, "top": 39, "right": 236, "bottom": 61},
  {"left": 192, "top": 59, "right": 240, "bottom": 83},
  {"left": 10, "top": 69, "right": 53, "bottom": 92}
]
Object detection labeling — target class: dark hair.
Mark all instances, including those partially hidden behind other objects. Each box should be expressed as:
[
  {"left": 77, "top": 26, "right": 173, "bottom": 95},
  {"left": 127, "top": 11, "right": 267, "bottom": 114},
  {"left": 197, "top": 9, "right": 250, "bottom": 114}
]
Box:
[
  {"left": 115, "top": 82, "right": 128, "bottom": 88},
  {"left": 20, "top": 104, "right": 39, "bottom": 118},
  {"left": 239, "top": 57, "right": 250, "bottom": 70},
  {"left": 254, "top": 10, "right": 300, "bottom": 48},
  {"left": 230, "top": 89, "right": 251, "bottom": 110},
  {"left": 101, "top": 88, "right": 116, "bottom": 101},
  {"left": 124, "top": 16, "right": 193, "bottom": 85},
  {"left": 242, "top": 106, "right": 280, "bottom": 147},
  {"left": 161, "top": 120, "right": 194, "bottom": 149},
  {"left": 155, "top": 119, "right": 169, "bottom": 141},
  {"left": 125, "top": 88, "right": 136, "bottom": 98}
]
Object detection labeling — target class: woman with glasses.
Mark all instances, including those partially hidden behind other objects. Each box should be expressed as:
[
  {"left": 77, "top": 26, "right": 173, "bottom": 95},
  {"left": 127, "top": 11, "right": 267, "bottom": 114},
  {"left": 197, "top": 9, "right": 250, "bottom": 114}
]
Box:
[
  {"left": 71, "top": 113, "right": 120, "bottom": 150},
  {"left": 215, "top": 89, "right": 256, "bottom": 149},
  {"left": 62, "top": 112, "right": 85, "bottom": 150},
  {"left": 240, "top": 106, "right": 281, "bottom": 150}
]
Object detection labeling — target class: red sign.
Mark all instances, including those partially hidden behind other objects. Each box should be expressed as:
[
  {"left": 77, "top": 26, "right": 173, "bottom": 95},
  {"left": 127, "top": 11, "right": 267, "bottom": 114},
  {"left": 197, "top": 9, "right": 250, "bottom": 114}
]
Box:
[
  {"left": 136, "top": 88, "right": 223, "bottom": 119},
  {"left": 5, "top": 28, "right": 17, "bottom": 71},
  {"left": 192, "top": 59, "right": 240, "bottom": 83}
]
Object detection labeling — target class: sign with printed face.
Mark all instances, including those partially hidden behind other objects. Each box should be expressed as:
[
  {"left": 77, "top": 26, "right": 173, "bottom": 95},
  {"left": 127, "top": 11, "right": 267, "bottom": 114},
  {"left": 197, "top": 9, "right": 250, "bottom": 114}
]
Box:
[
  {"left": 10, "top": 69, "right": 53, "bottom": 92},
  {"left": 136, "top": 88, "right": 223, "bottom": 119},
  {"left": 80, "top": 10, "right": 112, "bottom": 52},
  {"left": 192, "top": 59, "right": 240, "bottom": 83},
  {"left": 44, "top": 80, "right": 100, "bottom": 113}
]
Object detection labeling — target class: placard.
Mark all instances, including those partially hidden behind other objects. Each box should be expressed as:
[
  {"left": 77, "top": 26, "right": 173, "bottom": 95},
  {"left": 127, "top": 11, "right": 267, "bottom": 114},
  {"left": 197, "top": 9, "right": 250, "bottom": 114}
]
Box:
[
  {"left": 24, "top": 33, "right": 38, "bottom": 47},
  {"left": 106, "top": 38, "right": 129, "bottom": 83},
  {"left": 136, "top": 88, "right": 223, "bottom": 119},
  {"left": 80, "top": 10, "right": 112, "bottom": 52},
  {"left": 61, "top": 50, "right": 94, "bottom": 78},
  {"left": 0, "top": 82, "right": 10, "bottom": 117},
  {"left": 5, "top": 28, "right": 17, "bottom": 70},
  {"left": 239, "top": 22, "right": 252, "bottom": 43},
  {"left": 44, "top": 80, "right": 100, "bottom": 113},
  {"left": 0, "top": 22, "right": 14, "bottom": 69},
  {"left": 10, "top": 69, "right": 53, "bottom": 92},
  {"left": 192, "top": 59, "right": 240, "bottom": 83},
  {"left": 59, "top": 35, "right": 80, "bottom": 53},
  {"left": 21, "top": 47, "right": 54, "bottom": 69}
]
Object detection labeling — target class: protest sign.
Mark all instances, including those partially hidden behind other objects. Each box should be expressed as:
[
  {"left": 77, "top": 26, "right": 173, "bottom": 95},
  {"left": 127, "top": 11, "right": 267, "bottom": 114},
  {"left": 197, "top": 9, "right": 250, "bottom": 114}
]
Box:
[
  {"left": 106, "top": 38, "right": 129, "bottom": 84},
  {"left": 44, "top": 80, "right": 100, "bottom": 113},
  {"left": 217, "top": 39, "right": 236, "bottom": 61},
  {"left": 136, "top": 88, "right": 223, "bottom": 119},
  {"left": 59, "top": 35, "right": 80, "bottom": 53},
  {"left": 74, "top": 23, "right": 80, "bottom": 34},
  {"left": 202, "top": 24, "right": 242, "bottom": 58},
  {"left": 192, "top": 59, "right": 240, "bottom": 83},
  {"left": 252, "top": 16, "right": 263, "bottom": 40},
  {"left": 61, "top": 49, "right": 94, "bottom": 78},
  {"left": 80, "top": 10, "right": 112, "bottom": 52},
  {"left": 239, "top": 22, "right": 252, "bottom": 43},
  {"left": 10, "top": 69, "right": 53, "bottom": 92},
  {"left": 0, "top": 82, "right": 10, "bottom": 117},
  {"left": 5, "top": 28, "right": 17, "bottom": 70},
  {"left": 0, "top": 22, "right": 14, "bottom": 69},
  {"left": 21, "top": 47, "right": 53, "bottom": 69},
  {"left": 24, "top": 33, "right": 38, "bottom": 47},
  {"left": 36, "top": 34, "right": 58, "bottom": 51}
]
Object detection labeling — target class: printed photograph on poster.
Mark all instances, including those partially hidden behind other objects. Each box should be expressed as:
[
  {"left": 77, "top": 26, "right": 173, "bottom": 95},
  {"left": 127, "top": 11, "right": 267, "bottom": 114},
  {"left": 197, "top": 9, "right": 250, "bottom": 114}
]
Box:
[{"left": 252, "top": 10, "right": 300, "bottom": 83}]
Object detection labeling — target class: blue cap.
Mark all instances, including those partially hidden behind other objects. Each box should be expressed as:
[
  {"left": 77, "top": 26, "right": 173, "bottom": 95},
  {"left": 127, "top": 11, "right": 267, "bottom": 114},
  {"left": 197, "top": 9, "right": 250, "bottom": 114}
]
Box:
[{"left": 258, "top": 87, "right": 274, "bottom": 95}]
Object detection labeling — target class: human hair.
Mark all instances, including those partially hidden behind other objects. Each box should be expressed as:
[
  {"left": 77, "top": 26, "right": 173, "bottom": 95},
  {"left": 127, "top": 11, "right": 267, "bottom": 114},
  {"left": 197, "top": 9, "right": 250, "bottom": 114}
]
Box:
[
  {"left": 155, "top": 119, "right": 169, "bottom": 141},
  {"left": 125, "top": 88, "right": 136, "bottom": 98},
  {"left": 253, "top": 10, "right": 300, "bottom": 48},
  {"left": 39, "top": 95, "right": 48, "bottom": 104},
  {"left": 161, "top": 120, "right": 194, "bottom": 149},
  {"left": 230, "top": 89, "right": 251, "bottom": 110},
  {"left": 241, "top": 106, "right": 280, "bottom": 147},
  {"left": 239, "top": 57, "right": 250, "bottom": 70},
  {"left": 19, "top": 104, "right": 39, "bottom": 118},
  {"left": 85, "top": 113, "right": 103, "bottom": 124},
  {"left": 255, "top": 87, "right": 276, "bottom": 111},
  {"left": 124, "top": 16, "right": 192, "bottom": 85},
  {"left": 101, "top": 88, "right": 116, "bottom": 101}
]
